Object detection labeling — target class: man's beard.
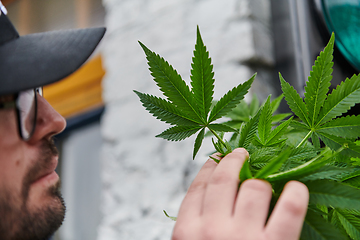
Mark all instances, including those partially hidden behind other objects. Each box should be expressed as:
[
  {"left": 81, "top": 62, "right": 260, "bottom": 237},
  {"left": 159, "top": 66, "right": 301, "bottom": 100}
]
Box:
[{"left": 0, "top": 138, "right": 66, "bottom": 240}]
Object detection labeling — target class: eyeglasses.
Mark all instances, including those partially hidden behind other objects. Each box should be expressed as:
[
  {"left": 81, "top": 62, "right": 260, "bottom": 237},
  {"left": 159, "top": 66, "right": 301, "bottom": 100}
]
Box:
[{"left": 0, "top": 87, "right": 43, "bottom": 141}]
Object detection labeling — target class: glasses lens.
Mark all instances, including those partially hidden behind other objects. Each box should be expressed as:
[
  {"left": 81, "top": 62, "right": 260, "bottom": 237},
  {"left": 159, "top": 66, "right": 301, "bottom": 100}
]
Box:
[
  {"left": 17, "top": 89, "right": 36, "bottom": 140},
  {"left": 36, "top": 87, "right": 43, "bottom": 97}
]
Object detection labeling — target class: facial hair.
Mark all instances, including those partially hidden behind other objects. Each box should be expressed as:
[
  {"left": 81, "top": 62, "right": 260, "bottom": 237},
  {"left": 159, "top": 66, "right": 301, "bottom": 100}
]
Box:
[{"left": 0, "top": 138, "right": 66, "bottom": 240}]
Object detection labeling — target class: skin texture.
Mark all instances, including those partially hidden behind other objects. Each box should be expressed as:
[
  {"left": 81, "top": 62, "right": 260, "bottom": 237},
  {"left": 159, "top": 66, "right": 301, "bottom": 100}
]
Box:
[
  {"left": 172, "top": 148, "right": 309, "bottom": 240},
  {"left": 0, "top": 93, "right": 66, "bottom": 240}
]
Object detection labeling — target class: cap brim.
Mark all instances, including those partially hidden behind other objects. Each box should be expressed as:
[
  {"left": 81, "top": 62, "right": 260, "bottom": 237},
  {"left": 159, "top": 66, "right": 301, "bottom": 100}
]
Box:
[{"left": 0, "top": 27, "right": 106, "bottom": 95}]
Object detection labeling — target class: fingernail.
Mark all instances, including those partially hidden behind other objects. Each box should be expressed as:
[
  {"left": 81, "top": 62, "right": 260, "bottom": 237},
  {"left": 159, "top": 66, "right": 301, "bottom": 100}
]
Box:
[
  {"left": 232, "top": 148, "right": 247, "bottom": 154},
  {"left": 232, "top": 148, "right": 249, "bottom": 159}
]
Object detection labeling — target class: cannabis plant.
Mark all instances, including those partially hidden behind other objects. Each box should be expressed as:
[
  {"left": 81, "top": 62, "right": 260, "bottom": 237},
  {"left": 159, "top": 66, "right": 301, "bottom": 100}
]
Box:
[{"left": 135, "top": 27, "right": 360, "bottom": 240}]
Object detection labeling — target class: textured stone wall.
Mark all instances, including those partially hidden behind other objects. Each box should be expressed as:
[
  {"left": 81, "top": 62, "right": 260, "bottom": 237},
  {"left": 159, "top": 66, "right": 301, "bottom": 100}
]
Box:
[{"left": 99, "top": 0, "right": 274, "bottom": 239}]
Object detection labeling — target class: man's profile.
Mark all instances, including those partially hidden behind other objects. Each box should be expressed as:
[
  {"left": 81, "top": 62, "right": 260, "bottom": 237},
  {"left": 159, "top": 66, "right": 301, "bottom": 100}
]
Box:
[{"left": 0, "top": 3, "right": 105, "bottom": 239}]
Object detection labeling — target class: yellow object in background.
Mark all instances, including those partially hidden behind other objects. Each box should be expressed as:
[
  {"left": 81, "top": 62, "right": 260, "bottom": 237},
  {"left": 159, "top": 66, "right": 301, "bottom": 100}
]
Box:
[{"left": 43, "top": 55, "right": 105, "bottom": 118}]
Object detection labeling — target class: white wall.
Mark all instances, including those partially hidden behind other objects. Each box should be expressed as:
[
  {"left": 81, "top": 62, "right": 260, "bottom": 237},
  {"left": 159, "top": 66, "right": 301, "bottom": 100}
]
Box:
[{"left": 99, "top": 0, "right": 274, "bottom": 239}]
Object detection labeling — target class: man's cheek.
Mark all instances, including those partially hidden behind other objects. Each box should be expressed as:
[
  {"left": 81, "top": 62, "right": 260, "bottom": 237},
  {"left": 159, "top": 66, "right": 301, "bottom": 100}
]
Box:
[
  {"left": 0, "top": 162, "right": 23, "bottom": 193},
  {"left": 0, "top": 148, "right": 31, "bottom": 200}
]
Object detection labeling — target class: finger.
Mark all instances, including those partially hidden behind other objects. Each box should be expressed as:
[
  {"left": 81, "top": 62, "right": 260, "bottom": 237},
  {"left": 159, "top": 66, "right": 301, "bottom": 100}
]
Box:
[
  {"left": 202, "top": 148, "right": 249, "bottom": 217},
  {"left": 234, "top": 179, "right": 273, "bottom": 232},
  {"left": 265, "top": 181, "right": 309, "bottom": 240},
  {"left": 176, "top": 155, "right": 219, "bottom": 220}
]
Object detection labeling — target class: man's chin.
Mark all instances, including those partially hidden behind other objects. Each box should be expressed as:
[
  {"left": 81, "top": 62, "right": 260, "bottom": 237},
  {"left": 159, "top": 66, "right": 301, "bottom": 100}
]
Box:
[
  {"left": 15, "top": 196, "right": 66, "bottom": 240},
  {"left": 13, "top": 180, "right": 66, "bottom": 240}
]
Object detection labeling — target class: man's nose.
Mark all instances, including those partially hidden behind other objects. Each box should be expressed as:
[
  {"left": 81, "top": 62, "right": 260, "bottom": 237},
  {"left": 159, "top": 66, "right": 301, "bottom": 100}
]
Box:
[{"left": 27, "top": 95, "right": 66, "bottom": 143}]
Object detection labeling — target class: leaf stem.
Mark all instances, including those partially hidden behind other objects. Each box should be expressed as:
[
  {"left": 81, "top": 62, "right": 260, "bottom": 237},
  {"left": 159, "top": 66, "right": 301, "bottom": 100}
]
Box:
[
  {"left": 335, "top": 146, "right": 346, "bottom": 155},
  {"left": 208, "top": 127, "right": 226, "bottom": 147},
  {"left": 296, "top": 130, "right": 313, "bottom": 148}
]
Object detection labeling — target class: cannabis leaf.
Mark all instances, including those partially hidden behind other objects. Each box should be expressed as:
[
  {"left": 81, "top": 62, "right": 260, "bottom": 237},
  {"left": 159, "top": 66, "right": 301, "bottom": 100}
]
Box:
[
  {"left": 135, "top": 26, "right": 255, "bottom": 159},
  {"left": 280, "top": 33, "right": 360, "bottom": 156},
  {"left": 137, "top": 28, "right": 360, "bottom": 240},
  {"left": 332, "top": 209, "right": 360, "bottom": 239}
]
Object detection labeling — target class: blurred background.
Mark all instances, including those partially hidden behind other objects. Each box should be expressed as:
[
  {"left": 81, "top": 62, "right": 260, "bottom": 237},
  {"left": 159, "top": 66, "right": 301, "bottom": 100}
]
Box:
[{"left": 3, "top": 0, "right": 359, "bottom": 239}]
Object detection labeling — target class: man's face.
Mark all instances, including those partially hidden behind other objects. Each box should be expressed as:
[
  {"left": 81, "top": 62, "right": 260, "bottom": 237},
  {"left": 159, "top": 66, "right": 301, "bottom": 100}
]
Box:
[{"left": 0, "top": 93, "right": 67, "bottom": 240}]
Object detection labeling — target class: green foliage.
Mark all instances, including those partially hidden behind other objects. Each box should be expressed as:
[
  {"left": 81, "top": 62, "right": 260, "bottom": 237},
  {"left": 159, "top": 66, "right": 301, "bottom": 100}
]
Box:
[
  {"left": 136, "top": 26, "right": 254, "bottom": 159},
  {"left": 135, "top": 28, "right": 360, "bottom": 239},
  {"left": 163, "top": 210, "right": 177, "bottom": 221}
]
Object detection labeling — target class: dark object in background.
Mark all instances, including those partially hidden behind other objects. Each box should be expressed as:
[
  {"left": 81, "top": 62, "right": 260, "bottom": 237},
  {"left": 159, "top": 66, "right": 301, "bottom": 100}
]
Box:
[{"left": 271, "top": 0, "right": 360, "bottom": 115}]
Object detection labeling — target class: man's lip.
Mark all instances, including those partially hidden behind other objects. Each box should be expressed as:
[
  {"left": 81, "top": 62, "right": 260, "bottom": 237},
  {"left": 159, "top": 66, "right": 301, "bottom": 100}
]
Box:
[
  {"left": 31, "top": 156, "right": 58, "bottom": 184},
  {"left": 32, "top": 171, "right": 59, "bottom": 186}
]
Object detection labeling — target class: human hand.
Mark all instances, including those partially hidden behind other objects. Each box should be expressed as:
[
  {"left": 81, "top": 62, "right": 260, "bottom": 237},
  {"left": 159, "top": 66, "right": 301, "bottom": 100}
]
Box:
[{"left": 172, "top": 148, "right": 309, "bottom": 240}]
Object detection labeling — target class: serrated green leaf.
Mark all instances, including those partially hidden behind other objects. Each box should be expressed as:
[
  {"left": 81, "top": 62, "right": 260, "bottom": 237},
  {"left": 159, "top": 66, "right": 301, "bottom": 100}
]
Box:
[
  {"left": 258, "top": 96, "right": 272, "bottom": 144},
  {"left": 255, "top": 149, "right": 291, "bottom": 179},
  {"left": 304, "top": 33, "right": 334, "bottom": 126},
  {"left": 156, "top": 125, "right": 202, "bottom": 141},
  {"left": 317, "top": 74, "right": 360, "bottom": 126},
  {"left": 341, "top": 169, "right": 360, "bottom": 182},
  {"left": 300, "top": 166, "right": 351, "bottom": 182},
  {"left": 334, "top": 209, "right": 360, "bottom": 239},
  {"left": 190, "top": 26, "right": 215, "bottom": 119},
  {"left": 225, "top": 100, "right": 250, "bottom": 121},
  {"left": 270, "top": 94, "right": 284, "bottom": 114},
  {"left": 238, "top": 109, "right": 260, "bottom": 148},
  {"left": 138, "top": 32, "right": 360, "bottom": 239},
  {"left": 138, "top": 41, "right": 204, "bottom": 124},
  {"left": 307, "top": 180, "right": 360, "bottom": 211},
  {"left": 300, "top": 209, "right": 346, "bottom": 240},
  {"left": 344, "top": 176, "right": 360, "bottom": 189},
  {"left": 265, "top": 116, "right": 293, "bottom": 146},
  {"left": 223, "top": 140, "right": 232, "bottom": 154},
  {"left": 318, "top": 132, "right": 360, "bottom": 158},
  {"left": 280, "top": 73, "right": 310, "bottom": 126},
  {"left": 333, "top": 153, "right": 354, "bottom": 167},
  {"left": 264, "top": 138, "right": 287, "bottom": 147},
  {"left": 239, "top": 159, "right": 253, "bottom": 182},
  {"left": 331, "top": 209, "right": 351, "bottom": 239},
  {"left": 290, "top": 120, "right": 311, "bottom": 131},
  {"left": 212, "top": 138, "right": 223, "bottom": 155},
  {"left": 288, "top": 146, "right": 317, "bottom": 162},
  {"left": 208, "top": 74, "right": 255, "bottom": 122},
  {"left": 311, "top": 132, "right": 321, "bottom": 149},
  {"left": 249, "top": 146, "right": 280, "bottom": 164},
  {"left": 266, "top": 148, "right": 334, "bottom": 182},
  {"left": 211, "top": 139, "right": 221, "bottom": 153},
  {"left": 252, "top": 134, "right": 263, "bottom": 147},
  {"left": 272, "top": 113, "right": 292, "bottom": 123},
  {"left": 317, "top": 115, "right": 360, "bottom": 140},
  {"left": 285, "top": 130, "right": 314, "bottom": 149},
  {"left": 193, "top": 128, "right": 205, "bottom": 159},
  {"left": 208, "top": 123, "right": 237, "bottom": 133},
  {"left": 134, "top": 91, "right": 200, "bottom": 126},
  {"left": 341, "top": 169, "right": 360, "bottom": 189},
  {"left": 220, "top": 120, "right": 244, "bottom": 130}
]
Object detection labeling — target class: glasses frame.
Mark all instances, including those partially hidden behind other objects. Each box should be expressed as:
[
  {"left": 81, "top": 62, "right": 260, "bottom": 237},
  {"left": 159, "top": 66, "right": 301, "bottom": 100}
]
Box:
[{"left": 0, "top": 87, "right": 42, "bottom": 141}]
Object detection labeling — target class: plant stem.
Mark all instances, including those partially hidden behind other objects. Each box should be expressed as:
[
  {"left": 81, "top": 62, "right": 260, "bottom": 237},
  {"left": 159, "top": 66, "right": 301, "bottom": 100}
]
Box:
[
  {"left": 296, "top": 130, "right": 313, "bottom": 148},
  {"left": 208, "top": 127, "right": 227, "bottom": 147},
  {"left": 335, "top": 146, "right": 346, "bottom": 155}
]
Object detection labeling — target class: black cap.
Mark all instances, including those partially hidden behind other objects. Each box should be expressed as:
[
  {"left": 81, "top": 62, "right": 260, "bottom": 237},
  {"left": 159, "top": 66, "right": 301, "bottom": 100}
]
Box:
[{"left": 0, "top": 4, "right": 106, "bottom": 95}]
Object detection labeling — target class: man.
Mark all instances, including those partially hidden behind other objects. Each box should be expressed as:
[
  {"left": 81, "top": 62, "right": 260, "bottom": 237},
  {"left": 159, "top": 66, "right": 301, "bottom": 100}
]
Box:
[
  {"left": 0, "top": 2, "right": 309, "bottom": 240},
  {"left": 0, "top": 3, "right": 105, "bottom": 239}
]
